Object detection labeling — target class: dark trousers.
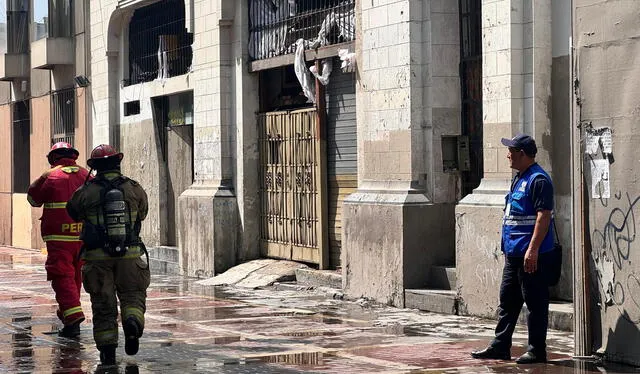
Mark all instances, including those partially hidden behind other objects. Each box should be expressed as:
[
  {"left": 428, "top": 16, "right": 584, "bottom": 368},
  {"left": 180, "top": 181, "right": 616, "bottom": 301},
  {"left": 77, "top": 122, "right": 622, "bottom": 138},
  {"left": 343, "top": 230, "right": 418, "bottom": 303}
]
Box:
[{"left": 491, "top": 254, "right": 550, "bottom": 355}]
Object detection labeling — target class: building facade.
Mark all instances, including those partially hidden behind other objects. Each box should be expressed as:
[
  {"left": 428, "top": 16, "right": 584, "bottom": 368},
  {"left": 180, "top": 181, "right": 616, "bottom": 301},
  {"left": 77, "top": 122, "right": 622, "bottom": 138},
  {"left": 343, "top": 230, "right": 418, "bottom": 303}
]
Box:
[
  {"left": 85, "top": 0, "right": 640, "bottom": 366},
  {"left": 0, "top": 0, "right": 91, "bottom": 251}
]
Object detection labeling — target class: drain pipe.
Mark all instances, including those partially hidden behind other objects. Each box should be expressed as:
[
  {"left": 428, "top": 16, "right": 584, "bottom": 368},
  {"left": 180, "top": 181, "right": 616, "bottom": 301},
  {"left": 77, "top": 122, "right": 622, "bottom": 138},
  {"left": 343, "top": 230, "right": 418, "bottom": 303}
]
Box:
[{"left": 570, "top": 0, "right": 592, "bottom": 357}]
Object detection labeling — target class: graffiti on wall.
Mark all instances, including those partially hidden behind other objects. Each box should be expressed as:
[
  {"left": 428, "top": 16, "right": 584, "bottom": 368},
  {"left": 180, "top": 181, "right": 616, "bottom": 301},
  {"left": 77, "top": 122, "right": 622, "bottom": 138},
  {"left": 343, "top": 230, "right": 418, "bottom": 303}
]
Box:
[{"left": 592, "top": 191, "right": 640, "bottom": 324}]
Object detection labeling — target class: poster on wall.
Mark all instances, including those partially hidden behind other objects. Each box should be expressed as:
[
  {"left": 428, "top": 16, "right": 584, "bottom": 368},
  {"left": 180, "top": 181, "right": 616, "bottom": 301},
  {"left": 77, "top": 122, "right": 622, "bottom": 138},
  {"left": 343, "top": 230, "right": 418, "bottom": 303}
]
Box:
[{"left": 591, "top": 159, "right": 610, "bottom": 199}]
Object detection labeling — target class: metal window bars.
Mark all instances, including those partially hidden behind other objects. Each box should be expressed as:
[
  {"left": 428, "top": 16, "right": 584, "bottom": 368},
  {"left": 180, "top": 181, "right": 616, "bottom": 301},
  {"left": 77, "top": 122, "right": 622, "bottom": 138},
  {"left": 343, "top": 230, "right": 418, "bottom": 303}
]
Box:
[
  {"left": 51, "top": 88, "right": 75, "bottom": 146},
  {"left": 248, "top": 0, "right": 355, "bottom": 61},
  {"left": 127, "top": 0, "right": 193, "bottom": 86}
]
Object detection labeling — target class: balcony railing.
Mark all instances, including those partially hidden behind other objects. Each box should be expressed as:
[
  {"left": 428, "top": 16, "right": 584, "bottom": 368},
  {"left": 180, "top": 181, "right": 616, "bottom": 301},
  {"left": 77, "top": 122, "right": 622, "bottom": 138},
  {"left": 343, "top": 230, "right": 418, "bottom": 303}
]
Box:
[{"left": 249, "top": 0, "right": 355, "bottom": 61}]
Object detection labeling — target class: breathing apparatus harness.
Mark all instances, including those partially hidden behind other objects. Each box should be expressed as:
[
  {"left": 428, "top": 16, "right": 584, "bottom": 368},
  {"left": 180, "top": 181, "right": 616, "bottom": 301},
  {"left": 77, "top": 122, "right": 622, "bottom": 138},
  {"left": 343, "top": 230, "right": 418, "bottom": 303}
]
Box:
[{"left": 81, "top": 170, "right": 147, "bottom": 261}]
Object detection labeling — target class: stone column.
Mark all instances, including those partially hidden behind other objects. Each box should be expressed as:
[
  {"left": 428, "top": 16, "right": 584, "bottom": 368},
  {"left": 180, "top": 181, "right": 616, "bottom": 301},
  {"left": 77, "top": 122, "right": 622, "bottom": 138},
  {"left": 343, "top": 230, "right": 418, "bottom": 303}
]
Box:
[
  {"left": 342, "top": 0, "right": 461, "bottom": 307},
  {"left": 456, "top": 0, "right": 553, "bottom": 317},
  {"left": 178, "top": 0, "right": 238, "bottom": 277}
]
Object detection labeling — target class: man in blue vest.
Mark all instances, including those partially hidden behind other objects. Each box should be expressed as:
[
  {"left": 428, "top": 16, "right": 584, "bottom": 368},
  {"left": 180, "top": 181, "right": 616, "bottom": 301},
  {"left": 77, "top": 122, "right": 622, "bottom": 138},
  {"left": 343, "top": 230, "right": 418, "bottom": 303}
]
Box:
[{"left": 471, "top": 134, "right": 554, "bottom": 364}]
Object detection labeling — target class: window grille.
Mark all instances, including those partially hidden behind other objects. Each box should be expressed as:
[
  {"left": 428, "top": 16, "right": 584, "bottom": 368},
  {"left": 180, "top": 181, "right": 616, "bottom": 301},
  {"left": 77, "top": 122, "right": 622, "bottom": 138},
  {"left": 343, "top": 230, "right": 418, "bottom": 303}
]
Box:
[
  {"left": 127, "top": 0, "right": 193, "bottom": 86},
  {"left": 51, "top": 88, "right": 75, "bottom": 146},
  {"left": 248, "top": 0, "right": 355, "bottom": 61},
  {"left": 12, "top": 100, "right": 30, "bottom": 193}
]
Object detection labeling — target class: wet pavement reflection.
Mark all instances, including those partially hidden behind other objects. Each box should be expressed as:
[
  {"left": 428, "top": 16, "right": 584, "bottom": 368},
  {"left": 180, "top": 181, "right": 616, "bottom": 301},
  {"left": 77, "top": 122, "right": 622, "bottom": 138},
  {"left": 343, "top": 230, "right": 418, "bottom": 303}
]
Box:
[{"left": 0, "top": 247, "right": 638, "bottom": 373}]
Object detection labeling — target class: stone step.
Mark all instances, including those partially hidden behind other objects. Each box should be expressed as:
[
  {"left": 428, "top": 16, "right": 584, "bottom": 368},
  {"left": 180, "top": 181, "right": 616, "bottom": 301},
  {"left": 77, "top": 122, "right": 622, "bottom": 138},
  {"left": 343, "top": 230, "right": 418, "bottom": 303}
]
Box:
[
  {"left": 147, "top": 246, "right": 179, "bottom": 263},
  {"left": 405, "top": 289, "right": 458, "bottom": 315},
  {"left": 295, "top": 268, "right": 342, "bottom": 289},
  {"left": 149, "top": 258, "right": 180, "bottom": 276},
  {"left": 147, "top": 246, "right": 180, "bottom": 275},
  {"left": 406, "top": 288, "right": 573, "bottom": 332},
  {"left": 520, "top": 301, "right": 574, "bottom": 332},
  {"left": 429, "top": 266, "right": 456, "bottom": 290}
]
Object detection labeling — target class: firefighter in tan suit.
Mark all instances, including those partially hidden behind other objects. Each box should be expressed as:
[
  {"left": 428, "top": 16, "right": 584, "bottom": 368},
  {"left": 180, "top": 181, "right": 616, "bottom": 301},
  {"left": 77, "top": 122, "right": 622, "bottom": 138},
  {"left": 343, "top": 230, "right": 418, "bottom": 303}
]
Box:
[{"left": 66, "top": 144, "right": 150, "bottom": 366}]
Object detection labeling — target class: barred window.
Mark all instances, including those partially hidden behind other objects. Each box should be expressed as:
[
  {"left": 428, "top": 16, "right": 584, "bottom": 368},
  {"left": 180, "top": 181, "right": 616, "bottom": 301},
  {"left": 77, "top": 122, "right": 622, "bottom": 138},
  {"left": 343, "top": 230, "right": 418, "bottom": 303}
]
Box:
[
  {"left": 127, "top": 0, "right": 193, "bottom": 86},
  {"left": 248, "top": 0, "right": 355, "bottom": 60},
  {"left": 51, "top": 88, "right": 75, "bottom": 146}
]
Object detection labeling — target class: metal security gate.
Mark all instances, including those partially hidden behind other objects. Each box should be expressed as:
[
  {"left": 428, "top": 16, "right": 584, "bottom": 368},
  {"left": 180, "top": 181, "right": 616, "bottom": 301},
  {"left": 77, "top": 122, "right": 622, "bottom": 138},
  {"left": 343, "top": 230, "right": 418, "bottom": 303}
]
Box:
[{"left": 259, "top": 108, "right": 328, "bottom": 267}]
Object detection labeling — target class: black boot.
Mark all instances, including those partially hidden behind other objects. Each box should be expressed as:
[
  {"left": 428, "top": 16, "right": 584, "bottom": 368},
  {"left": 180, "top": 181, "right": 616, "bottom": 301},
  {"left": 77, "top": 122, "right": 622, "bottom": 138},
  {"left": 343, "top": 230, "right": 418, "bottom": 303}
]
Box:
[
  {"left": 58, "top": 320, "right": 82, "bottom": 339},
  {"left": 123, "top": 318, "right": 141, "bottom": 356},
  {"left": 98, "top": 344, "right": 117, "bottom": 366}
]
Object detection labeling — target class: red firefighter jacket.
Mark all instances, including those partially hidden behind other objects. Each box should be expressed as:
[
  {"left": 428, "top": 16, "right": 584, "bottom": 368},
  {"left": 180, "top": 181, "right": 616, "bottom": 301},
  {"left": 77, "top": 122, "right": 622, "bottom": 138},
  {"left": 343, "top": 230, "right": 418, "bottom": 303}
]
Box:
[{"left": 27, "top": 159, "right": 90, "bottom": 242}]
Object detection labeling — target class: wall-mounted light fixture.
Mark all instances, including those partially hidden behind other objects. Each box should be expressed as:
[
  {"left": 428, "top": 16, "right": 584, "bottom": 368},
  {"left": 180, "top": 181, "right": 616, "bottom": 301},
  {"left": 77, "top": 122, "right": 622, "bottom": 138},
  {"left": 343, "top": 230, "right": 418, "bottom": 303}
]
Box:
[{"left": 74, "top": 75, "right": 90, "bottom": 88}]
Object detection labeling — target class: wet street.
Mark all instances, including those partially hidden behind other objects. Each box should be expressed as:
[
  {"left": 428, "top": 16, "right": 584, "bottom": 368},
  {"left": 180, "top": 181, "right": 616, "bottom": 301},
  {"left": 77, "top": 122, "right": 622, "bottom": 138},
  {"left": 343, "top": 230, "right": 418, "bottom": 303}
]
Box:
[{"left": 0, "top": 247, "right": 637, "bottom": 374}]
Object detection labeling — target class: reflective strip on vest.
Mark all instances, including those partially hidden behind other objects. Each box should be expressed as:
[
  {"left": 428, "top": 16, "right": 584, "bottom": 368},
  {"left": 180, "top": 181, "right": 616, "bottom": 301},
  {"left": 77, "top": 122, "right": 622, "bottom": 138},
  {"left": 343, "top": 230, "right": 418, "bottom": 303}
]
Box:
[
  {"left": 94, "top": 328, "right": 118, "bottom": 346},
  {"left": 504, "top": 219, "right": 537, "bottom": 226},
  {"left": 122, "top": 306, "right": 145, "bottom": 325},
  {"left": 63, "top": 306, "right": 83, "bottom": 317},
  {"left": 61, "top": 166, "right": 80, "bottom": 173},
  {"left": 44, "top": 202, "right": 67, "bottom": 209},
  {"left": 42, "top": 235, "right": 81, "bottom": 242}
]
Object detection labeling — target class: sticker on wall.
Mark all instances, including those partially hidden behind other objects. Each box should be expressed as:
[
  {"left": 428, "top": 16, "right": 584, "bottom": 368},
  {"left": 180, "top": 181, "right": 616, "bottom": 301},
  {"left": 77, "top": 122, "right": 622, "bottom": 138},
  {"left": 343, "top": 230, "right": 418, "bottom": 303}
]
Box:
[{"left": 591, "top": 159, "right": 610, "bottom": 199}]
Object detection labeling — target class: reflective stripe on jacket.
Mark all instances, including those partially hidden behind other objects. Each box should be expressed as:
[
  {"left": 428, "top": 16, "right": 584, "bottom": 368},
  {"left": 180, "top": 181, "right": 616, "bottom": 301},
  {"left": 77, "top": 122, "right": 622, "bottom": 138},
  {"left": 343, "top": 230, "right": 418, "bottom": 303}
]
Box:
[{"left": 501, "top": 163, "right": 554, "bottom": 257}]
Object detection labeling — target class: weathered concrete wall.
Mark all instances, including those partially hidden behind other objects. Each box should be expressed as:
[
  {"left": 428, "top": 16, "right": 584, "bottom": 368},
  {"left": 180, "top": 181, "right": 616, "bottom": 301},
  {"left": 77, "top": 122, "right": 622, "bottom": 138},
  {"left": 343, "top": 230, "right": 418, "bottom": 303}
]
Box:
[
  {"left": 119, "top": 118, "right": 165, "bottom": 247},
  {"left": 12, "top": 194, "right": 31, "bottom": 249},
  {"left": 456, "top": 0, "right": 570, "bottom": 317},
  {"left": 456, "top": 204, "right": 503, "bottom": 317},
  {"left": 575, "top": 0, "right": 640, "bottom": 365},
  {"left": 0, "top": 82, "right": 11, "bottom": 105},
  {"left": 343, "top": 195, "right": 456, "bottom": 306},
  {"left": 29, "top": 96, "right": 52, "bottom": 251},
  {"left": 0, "top": 194, "right": 11, "bottom": 245},
  {"left": 231, "top": 0, "right": 261, "bottom": 264},
  {"left": 343, "top": 0, "right": 461, "bottom": 307}
]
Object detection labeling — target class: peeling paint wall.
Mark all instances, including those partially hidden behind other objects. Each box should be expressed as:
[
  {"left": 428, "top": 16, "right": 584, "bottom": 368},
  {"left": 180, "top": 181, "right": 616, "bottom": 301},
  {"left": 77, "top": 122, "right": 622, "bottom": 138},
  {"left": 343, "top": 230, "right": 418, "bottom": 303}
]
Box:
[{"left": 575, "top": 0, "right": 640, "bottom": 365}]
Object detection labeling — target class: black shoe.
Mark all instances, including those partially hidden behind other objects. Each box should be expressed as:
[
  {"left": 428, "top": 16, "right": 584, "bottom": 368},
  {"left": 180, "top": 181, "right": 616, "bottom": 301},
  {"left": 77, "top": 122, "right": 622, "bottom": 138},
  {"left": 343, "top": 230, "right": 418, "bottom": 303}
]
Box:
[
  {"left": 471, "top": 346, "right": 511, "bottom": 360},
  {"left": 123, "top": 318, "right": 141, "bottom": 356},
  {"left": 98, "top": 345, "right": 117, "bottom": 366},
  {"left": 516, "top": 351, "right": 547, "bottom": 364},
  {"left": 58, "top": 321, "right": 81, "bottom": 339}
]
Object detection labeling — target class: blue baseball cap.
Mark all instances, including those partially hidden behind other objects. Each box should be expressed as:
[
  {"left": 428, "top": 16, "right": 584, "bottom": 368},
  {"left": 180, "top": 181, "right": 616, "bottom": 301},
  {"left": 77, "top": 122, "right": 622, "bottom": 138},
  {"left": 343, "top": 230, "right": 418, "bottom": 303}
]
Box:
[{"left": 501, "top": 134, "right": 537, "bottom": 156}]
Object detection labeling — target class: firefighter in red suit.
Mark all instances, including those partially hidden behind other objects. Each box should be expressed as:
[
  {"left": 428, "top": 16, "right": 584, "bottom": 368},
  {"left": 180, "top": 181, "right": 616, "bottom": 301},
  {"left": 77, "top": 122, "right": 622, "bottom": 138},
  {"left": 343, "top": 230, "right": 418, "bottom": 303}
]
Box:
[{"left": 27, "top": 142, "right": 90, "bottom": 338}]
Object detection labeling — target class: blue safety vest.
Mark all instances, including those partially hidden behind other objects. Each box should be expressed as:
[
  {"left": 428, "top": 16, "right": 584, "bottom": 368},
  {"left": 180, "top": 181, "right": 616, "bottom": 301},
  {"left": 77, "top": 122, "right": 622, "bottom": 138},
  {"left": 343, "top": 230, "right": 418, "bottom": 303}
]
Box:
[{"left": 501, "top": 163, "right": 554, "bottom": 257}]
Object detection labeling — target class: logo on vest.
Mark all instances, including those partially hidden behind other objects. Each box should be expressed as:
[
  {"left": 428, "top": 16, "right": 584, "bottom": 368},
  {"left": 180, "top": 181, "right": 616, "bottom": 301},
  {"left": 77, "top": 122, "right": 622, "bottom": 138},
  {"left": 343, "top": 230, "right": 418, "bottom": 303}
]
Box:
[{"left": 518, "top": 181, "right": 527, "bottom": 192}]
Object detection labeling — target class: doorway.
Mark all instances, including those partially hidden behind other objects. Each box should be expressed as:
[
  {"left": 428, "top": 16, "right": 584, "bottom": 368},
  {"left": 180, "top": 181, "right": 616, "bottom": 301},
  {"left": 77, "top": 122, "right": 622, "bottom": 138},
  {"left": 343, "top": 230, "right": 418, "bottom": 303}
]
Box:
[{"left": 152, "top": 92, "right": 194, "bottom": 246}]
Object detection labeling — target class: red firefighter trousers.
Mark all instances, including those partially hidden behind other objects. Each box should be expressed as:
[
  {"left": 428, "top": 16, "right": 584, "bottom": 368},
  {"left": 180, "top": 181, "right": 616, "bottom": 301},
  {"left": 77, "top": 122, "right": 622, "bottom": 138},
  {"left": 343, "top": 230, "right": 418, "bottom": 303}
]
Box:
[{"left": 45, "top": 241, "right": 85, "bottom": 326}]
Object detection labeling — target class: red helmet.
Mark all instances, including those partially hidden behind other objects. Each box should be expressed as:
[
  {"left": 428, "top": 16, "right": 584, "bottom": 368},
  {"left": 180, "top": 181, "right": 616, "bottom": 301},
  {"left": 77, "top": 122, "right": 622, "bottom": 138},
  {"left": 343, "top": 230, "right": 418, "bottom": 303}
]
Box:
[
  {"left": 48, "top": 141, "right": 79, "bottom": 157},
  {"left": 87, "top": 144, "right": 123, "bottom": 168},
  {"left": 47, "top": 142, "right": 79, "bottom": 164}
]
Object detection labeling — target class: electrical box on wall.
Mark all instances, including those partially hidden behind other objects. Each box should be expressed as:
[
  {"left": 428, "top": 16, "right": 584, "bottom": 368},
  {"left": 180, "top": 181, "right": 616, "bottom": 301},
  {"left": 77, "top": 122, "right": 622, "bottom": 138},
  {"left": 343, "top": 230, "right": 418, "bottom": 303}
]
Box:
[{"left": 442, "top": 135, "right": 471, "bottom": 172}]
